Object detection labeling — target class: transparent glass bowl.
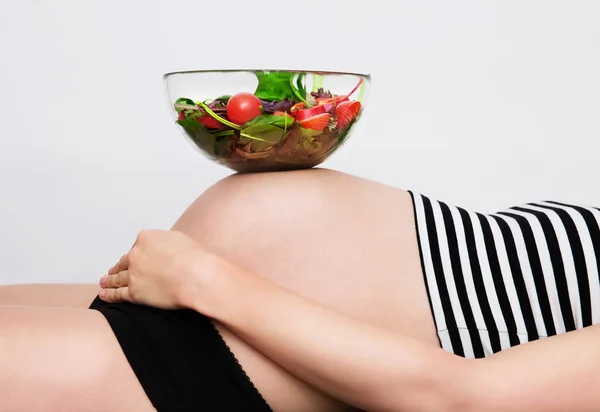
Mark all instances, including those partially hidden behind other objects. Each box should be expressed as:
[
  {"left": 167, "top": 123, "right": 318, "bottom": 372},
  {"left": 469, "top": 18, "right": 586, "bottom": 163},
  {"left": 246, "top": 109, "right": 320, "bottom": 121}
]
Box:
[{"left": 163, "top": 69, "right": 370, "bottom": 173}]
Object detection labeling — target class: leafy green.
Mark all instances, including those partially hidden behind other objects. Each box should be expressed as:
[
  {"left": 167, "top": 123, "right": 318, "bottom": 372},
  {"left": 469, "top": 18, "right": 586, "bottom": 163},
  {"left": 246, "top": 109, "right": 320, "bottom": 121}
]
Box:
[
  {"left": 177, "top": 119, "right": 217, "bottom": 156},
  {"left": 213, "top": 130, "right": 235, "bottom": 138},
  {"left": 195, "top": 130, "right": 217, "bottom": 156},
  {"left": 214, "top": 136, "right": 233, "bottom": 156},
  {"left": 357, "top": 80, "right": 365, "bottom": 103},
  {"left": 298, "top": 126, "right": 323, "bottom": 138},
  {"left": 205, "top": 95, "right": 231, "bottom": 110},
  {"left": 312, "top": 74, "right": 324, "bottom": 92},
  {"left": 250, "top": 139, "right": 273, "bottom": 152},
  {"left": 174, "top": 98, "right": 199, "bottom": 118},
  {"left": 176, "top": 118, "right": 203, "bottom": 130},
  {"left": 196, "top": 101, "right": 241, "bottom": 130},
  {"left": 254, "top": 71, "right": 297, "bottom": 101},
  {"left": 302, "top": 137, "right": 323, "bottom": 155},
  {"left": 175, "top": 97, "right": 195, "bottom": 109},
  {"left": 214, "top": 95, "right": 232, "bottom": 103},
  {"left": 241, "top": 124, "right": 285, "bottom": 144},
  {"left": 243, "top": 114, "right": 295, "bottom": 129},
  {"left": 294, "top": 73, "right": 308, "bottom": 104},
  {"left": 310, "top": 88, "right": 332, "bottom": 99},
  {"left": 336, "top": 115, "right": 360, "bottom": 147},
  {"left": 253, "top": 71, "right": 310, "bottom": 107},
  {"left": 260, "top": 98, "right": 295, "bottom": 113}
]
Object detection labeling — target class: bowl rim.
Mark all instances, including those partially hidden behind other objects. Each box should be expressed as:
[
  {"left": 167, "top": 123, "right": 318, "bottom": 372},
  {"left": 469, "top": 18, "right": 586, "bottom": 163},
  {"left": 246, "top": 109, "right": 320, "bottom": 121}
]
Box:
[{"left": 162, "top": 68, "right": 371, "bottom": 80}]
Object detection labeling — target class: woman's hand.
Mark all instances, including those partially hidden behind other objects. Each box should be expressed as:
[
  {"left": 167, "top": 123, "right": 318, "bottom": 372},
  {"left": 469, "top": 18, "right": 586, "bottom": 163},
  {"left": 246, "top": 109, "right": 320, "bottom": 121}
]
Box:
[{"left": 98, "top": 230, "right": 221, "bottom": 310}]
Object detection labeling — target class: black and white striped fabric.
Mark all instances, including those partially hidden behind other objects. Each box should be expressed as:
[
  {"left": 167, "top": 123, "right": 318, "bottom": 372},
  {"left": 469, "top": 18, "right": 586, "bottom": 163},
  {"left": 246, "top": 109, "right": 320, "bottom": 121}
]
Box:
[{"left": 409, "top": 192, "right": 600, "bottom": 359}]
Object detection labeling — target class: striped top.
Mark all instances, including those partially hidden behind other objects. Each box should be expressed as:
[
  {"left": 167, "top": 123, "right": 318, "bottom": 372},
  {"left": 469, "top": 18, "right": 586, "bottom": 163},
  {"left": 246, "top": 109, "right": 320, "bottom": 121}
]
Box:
[{"left": 410, "top": 192, "right": 600, "bottom": 359}]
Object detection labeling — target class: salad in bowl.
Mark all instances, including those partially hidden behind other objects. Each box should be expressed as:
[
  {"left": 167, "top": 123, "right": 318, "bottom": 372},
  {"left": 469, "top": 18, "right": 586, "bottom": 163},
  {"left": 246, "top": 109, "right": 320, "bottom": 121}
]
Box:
[{"left": 164, "top": 69, "right": 370, "bottom": 173}]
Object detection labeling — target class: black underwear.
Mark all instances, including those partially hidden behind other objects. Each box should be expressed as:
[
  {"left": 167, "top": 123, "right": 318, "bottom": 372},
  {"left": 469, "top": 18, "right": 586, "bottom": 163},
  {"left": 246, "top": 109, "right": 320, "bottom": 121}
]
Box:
[{"left": 90, "top": 296, "right": 272, "bottom": 411}]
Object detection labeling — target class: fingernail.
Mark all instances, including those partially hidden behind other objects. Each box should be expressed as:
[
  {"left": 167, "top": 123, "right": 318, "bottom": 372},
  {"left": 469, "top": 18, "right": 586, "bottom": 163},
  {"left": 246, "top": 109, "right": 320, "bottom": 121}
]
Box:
[
  {"left": 99, "top": 276, "right": 108, "bottom": 286},
  {"left": 99, "top": 289, "right": 106, "bottom": 299}
]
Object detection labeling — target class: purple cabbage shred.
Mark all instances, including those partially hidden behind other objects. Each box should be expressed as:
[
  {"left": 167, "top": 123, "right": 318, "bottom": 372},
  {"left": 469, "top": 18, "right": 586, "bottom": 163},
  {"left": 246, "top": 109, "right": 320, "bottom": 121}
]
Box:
[
  {"left": 260, "top": 98, "right": 295, "bottom": 113},
  {"left": 310, "top": 88, "right": 332, "bottom": 99}
]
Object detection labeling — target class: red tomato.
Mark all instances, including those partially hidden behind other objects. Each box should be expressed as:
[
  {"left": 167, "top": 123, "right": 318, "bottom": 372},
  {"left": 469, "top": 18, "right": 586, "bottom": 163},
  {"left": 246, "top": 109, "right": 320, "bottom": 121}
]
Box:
[
  {"left": 295, "top": 105, "right": 326, "bottom": 121},
  {"left": 226, "top": 92, "right": 262, "bottom": 125}
]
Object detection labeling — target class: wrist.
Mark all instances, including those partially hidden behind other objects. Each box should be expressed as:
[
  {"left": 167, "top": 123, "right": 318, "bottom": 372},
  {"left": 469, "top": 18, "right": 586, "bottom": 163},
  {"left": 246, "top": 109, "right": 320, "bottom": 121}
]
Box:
[{"left": 187, "top": 252, "right": 244, "bottom": 318}]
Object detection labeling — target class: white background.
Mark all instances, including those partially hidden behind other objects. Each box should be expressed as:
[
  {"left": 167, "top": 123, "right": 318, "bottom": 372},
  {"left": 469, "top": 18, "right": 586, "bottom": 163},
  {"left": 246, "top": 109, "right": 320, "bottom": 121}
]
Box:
[{"left": 0, "top": 0, "right": 598, "bottom": 284}]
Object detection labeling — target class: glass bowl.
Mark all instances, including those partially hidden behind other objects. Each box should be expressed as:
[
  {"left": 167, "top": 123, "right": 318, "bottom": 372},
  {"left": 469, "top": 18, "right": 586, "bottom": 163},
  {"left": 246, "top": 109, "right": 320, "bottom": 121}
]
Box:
[{"left": 163, "top": 69, "right": 370, "bottom": 173}]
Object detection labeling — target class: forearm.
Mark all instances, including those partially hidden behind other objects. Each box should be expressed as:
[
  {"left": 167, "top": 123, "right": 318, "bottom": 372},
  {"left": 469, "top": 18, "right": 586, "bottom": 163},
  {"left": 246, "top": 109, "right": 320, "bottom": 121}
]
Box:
[
  {"left": 199, "top": 265, "right": 469, "bottom": 412},
  {"left": 210, "top": 265, "right": 600, "bottom": 412},
  {"left": 474, "top": 324, "right": 600, "bottom": 412}
]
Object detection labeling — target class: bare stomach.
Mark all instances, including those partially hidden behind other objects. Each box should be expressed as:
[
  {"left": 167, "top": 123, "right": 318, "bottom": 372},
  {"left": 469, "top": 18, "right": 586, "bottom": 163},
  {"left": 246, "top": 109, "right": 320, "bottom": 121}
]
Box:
[{"left": 171, "top": 170, "right": 440, "bottom": 411}]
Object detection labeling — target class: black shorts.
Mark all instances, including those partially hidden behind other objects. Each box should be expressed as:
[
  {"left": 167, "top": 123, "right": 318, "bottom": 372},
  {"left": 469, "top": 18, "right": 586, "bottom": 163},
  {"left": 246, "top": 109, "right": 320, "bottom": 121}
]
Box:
[{"left": 89, "top": 296, "right": 272, "bottom": 412}]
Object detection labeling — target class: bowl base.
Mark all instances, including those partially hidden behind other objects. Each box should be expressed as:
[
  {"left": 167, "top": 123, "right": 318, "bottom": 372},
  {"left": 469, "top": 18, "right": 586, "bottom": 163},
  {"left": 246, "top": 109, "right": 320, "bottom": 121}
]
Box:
[{"left": 219, "top": 159, "right": 323, "bottom": 174}]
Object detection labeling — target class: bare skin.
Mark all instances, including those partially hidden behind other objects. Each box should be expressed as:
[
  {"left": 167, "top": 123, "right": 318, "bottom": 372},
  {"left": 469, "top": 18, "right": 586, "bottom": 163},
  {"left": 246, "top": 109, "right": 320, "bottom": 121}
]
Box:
[
  {"left": 0, "top": 168, "right": 439, "bottom": 411},
  {"left": 0, "top": 284, "right": 100, "bottom": 308},
  {"left": 0, "top": 306, "right": 156, "bottom": 412}
]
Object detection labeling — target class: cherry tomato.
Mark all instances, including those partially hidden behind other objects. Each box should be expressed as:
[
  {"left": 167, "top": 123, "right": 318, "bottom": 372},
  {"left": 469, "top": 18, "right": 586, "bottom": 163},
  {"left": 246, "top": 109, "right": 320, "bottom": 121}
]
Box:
[{"left": 226, "top": 92, "right": 262, "bottom": 125}]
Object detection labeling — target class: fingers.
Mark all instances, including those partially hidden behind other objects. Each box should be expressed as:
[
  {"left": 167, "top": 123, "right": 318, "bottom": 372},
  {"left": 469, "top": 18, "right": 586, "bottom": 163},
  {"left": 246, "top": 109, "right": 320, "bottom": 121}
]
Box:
[
  {"left": 109, "top": 232, "right": 142, "bottom": 274},
  {"left": 108, "top": 253, "right": 130, "bottom": 275},
  {"left": 100, "top": 270, "right": 130, "bottom": 289},
  {"left": 108, "top": 230, "right": 153, "bottom": 275},
  {"left": 99, "top": 286, "right": 131, "bottom": 303},
  {"left": 99, "top": 270, "right": 132, "bottom": 303}
]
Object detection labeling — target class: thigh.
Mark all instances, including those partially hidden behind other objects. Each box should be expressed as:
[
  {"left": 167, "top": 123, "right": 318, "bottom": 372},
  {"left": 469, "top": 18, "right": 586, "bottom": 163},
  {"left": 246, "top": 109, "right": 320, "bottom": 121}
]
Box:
[
  {"left": 0, "top": 283, "right": 100, "bottom": 308},
  {"left": 172, "top": 168, "right": 439, "bottom": 409},
  {"left": 0, "top": 306, "right": 154, "bottom": 411},
  {"left": 0, "top": 304, "right": 346, "bottom": 412}
]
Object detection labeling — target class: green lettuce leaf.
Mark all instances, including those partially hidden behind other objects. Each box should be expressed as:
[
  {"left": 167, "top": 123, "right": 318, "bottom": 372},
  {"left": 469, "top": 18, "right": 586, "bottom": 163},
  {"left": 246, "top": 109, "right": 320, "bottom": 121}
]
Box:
[
  {"left": 243, "top": 114, "right": 295, "bottom": 129},
  {"left": 241, "top": 124, "right": 285, "bottom": 144},
  {"left": 254, "top": 71, "right": 297, "bottom": 101},
  {"left": 176, "top": 118, "right": 203, "bottom": 130},
  {"left": 296, "top": 73, "right": 307, "bottom": 99},
  {"left": 177, "top": 119, "right": 217, "bottom": 156}
]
